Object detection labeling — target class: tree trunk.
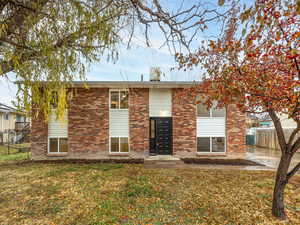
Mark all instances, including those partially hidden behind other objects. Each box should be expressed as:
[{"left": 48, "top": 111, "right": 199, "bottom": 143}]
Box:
[{"left": 272, "top": 154, "right": 292, "bottom": 220}]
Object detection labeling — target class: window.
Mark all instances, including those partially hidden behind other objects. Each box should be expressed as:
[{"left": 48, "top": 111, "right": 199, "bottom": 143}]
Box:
[
  {"left": 110, "top": 90, "right": 129, "bottom": 109},
  {"left": 150, "top": 119, "right": 155, "bottom": 139},
  {"left": 110, "top": 137, "right": 129, "bottom": 153},
  {"left": 197, "top": 104, "right": 210, "bottom": 117},
  {"left": 197, "top": 137, "right": 210, "bottom": 152},
  {"left": 16, "top": 114, "right": 22, "bottom": 122},
  {"left": 197, "top": 102, "right": 226, "bottom": 117},
  {"left": 4, "top": 113, "right": 9, "bottom": 120},
  {"left": 197, "top": 137, "right": 225, "bottom": 153},
  {"left": 212, "top": 137, "right": 225, "bottom": 152},
  {"left": 48, "top": 138, "right": 68, "bottom": 153},
  {"left": 211, "top": 108, "right": 226, "bottom": 117}
]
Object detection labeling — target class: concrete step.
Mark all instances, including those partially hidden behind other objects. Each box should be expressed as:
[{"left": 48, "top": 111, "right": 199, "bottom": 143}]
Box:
[
  {"left": 144, "top": 160, "right": 184, "bottom": 165},
  {"left": 144, "top": 155, "right": 185, "bottom": 167}
]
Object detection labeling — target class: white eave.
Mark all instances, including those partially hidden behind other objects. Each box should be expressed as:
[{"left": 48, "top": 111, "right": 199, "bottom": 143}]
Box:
[{"left": 69, "top": 81, "right": 201, "bottom": 88}]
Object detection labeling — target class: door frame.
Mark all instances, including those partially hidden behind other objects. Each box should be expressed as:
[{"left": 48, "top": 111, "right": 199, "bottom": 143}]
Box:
[{"left": 149, "top": 117, "right": 173, "bottom": 155}]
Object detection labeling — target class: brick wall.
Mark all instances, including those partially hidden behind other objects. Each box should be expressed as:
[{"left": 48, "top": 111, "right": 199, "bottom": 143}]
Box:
[
  {"left": 68, "top": 88, "right": 109, "bottom": 154},
  {"left": 129, "top": 88, "right": 149, "bottom": 155},
  {"left": 31, "top": 87, "right": 246, "bottom": 160},
  {"left": 31, "top": 111, "right": 48, "bottom": 159},
  {"left": 172, "top": 88, "right": 197, "bottom": 157},
  {"left": 226, "top": 104, "right": 246, "bottom": 154}
]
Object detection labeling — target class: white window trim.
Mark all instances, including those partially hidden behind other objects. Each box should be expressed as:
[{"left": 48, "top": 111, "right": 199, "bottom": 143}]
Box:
[
  {"left": 196, "top": 103, "right": 227, "bottom": 154},
  {"left": 109, "top": 136, "right": 130, "bottom": 154},
  {"left": 48, "top": 136, "right": 68, "bottom": 154},
  {"left": 109, "top": 89, "right": 129, "bottom": 110},
  {"left": 109, "top": 89, "right": 130, "bottom": 153}
]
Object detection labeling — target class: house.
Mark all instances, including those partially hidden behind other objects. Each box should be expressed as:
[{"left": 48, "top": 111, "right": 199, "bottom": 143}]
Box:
[
  {"left": 31, "top": 80, "right": 246, "bottom": 160},
  {"left": 246, "top": 113, "right": 260, "bottom": 128},
  {"left": 0, "top": 103, "right": 29, "bottom": 143}
]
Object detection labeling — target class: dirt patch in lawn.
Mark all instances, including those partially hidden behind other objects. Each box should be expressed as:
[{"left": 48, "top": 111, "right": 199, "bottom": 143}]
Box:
[{"left": 181, "top": 158, "right": 265, "bottom": 166}]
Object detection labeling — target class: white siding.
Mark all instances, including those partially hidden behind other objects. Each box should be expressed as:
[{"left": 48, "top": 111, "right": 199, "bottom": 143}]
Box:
[
  {"left": 48, "top": 111, "right": 68, "bottom": 137},
  {"left": 197, "top": 117, "right": 225, "bottom": 137},
  {"left": 149, "top": 88, "right": 172, "bottom": 117},
  {"left": 109, "top": 110, "right": 129, "bottom": 137},
  {"left": 0, "top": 113, "right": 3, "bottom": 131}
]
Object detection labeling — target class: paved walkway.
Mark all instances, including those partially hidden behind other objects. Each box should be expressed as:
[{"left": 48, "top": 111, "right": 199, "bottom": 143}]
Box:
[
  {"left": 144, "top": 147, "right": 300, "bottom": 173},
  {"left": 246, "top": 146, "right": 300, "bottom": 170}
]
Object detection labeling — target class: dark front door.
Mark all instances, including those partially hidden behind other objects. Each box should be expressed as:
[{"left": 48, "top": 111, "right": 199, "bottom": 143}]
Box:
[{"left": 150, "top": 117, "right": 172, "bottom": 155}]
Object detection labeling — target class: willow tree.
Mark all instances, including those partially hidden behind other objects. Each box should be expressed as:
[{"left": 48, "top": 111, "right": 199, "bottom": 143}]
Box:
[
  {"left": 178, "top": 0, "right": 300, "bottom": 220},
  {"left": 0, "top": 0, "right": 231, "bottom": 118}
]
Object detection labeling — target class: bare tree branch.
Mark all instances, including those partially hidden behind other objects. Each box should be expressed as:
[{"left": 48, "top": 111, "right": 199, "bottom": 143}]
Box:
[
  {"left": 287, "top": 162, "right": 300, "bottom": 181},
  {"left": 287, "top": 122, "right": 300, "bottom": 151}
]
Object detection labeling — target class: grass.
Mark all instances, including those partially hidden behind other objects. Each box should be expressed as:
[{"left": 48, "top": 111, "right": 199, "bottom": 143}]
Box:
[
  {"left": 0, "top": 143, "right": 30, "bottom": 162},
  {"left": 0, "top": 163, "right": 299, "bottom": 224}
]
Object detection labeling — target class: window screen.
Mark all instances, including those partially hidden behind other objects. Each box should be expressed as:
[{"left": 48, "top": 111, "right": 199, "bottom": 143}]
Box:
[
  {"left": 120, "top": 91, "right": 129, "bottom": 109},
  {"left": 111, "top": 137, "right": 119, "bottom": 152},
  {"left": 49, "top": 138, "right": 59, "bottom": 153},
  {"left": 59, "top": 138, "right": 68, "bottom": 152},
  {"left": 197, "top": 137, "right": 210, "bottom": 152},
  {"left": 120, "top": 137, "right": 129, "bottom": 152},
  {"left": 212, "top": 137, "right": 225, "bottom": 152},
  {"left": 110, "top": 91, "right": 119, "bottom": 109},
  {"left": 197, "top": 104, "right": 210, "bottom": 117},
  {"left": 211, "top": 107, "right": 226, "bottom": 117}
]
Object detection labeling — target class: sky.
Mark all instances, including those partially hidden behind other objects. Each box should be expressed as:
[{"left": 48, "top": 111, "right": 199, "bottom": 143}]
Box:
[
  {"left": 0, "top": 42, "right": 202, "bottom": 106},
  {"left": 0, "top": 0, "right": 237, "bottom": 107}
]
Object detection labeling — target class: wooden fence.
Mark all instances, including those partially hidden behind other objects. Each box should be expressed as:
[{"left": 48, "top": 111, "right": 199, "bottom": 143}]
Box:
[{"left": 255, "top": 128, "right": 300, "bottom": 150}]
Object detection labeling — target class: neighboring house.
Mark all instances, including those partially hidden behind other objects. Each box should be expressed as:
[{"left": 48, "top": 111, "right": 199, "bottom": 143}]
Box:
[
  {"left": 31, "top": 80, "right": 246, "bottom": 160},
  {"left": 0, "top": 103, "right": 29, "bottom": 143},
  {"left": 246, "top": 113, "right": 260, "bottom": 128}
]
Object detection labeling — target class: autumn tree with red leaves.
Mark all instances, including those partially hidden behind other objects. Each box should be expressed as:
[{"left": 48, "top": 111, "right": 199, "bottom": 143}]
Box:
[{"left": 178, "top": 0, "right": 300, "bottom": 220}]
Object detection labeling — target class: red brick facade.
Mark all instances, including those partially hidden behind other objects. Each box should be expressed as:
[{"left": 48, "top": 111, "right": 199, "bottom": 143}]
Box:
[
  {"left": 68, "top": 88, "right": 109, "bottom": 154},
  {"left": 31, "top": 111, "right": 48, "bottom": 158},
  {"left": 226, "top": 104, "right": 246, "bottom": 154},
  {"left": 172, "top": 89, "right": 197, "bottom": 157},
  {"left": 129, "top": 88, "right": 149, "bottom": 155},
  {"left": 30, "top": 87, "right": 246, "bottom": 160}
]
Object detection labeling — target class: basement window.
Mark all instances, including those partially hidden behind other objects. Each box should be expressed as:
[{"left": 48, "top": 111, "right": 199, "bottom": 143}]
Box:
[
  {"left": 197, "top": 137, "right": 225, "bottom": 153},
  {"left": 48, "top": 138, "right": 68, "bottom": 153},
  {"left": 110, "top": 137, "right": 129, "bottom": 153},
  {"left": 110, "top": 90, "right": 129, "bottom": 109}
]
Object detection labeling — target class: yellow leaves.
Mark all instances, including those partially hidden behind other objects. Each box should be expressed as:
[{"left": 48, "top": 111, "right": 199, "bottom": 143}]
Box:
[
  {"left": 240, "top": 8, "right": 252, "bottom": 23},
  {"left": 275, "top": 31, "right": 281, "bottom": 41},
  {"left": 1, "top": 164, "right": 300, "bottom": 224},
  {"left": 293, "top": 32, "right": 300, "bottom": 39},
  {"left": 297, "top": 0, "right": 300, "bottom": 15},
  {"left": 218, "top": 0, "right": 225, "bottom": 6},
  {"left": 0, "top": 23, "right": 7, "bottom": 36},
  {"left": 209, "top": 40, "right": 215, "bottom": 49}
]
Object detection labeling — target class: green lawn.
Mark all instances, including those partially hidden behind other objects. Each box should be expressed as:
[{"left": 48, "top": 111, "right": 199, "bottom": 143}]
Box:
[
  {"left": 0, "top": 163, "right": 299, "bottom": 224},
  {"left": 0, "top": 143, "right": 30, "bottom": 162}
]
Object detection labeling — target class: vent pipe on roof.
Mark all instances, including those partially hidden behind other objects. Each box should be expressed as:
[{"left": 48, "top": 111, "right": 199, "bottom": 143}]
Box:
[
  {"left": 150, "top": 67, "right": 161, "bottom": 82},
  {"left": 141, "top": 74, "right": 144, "bottom": 82}
]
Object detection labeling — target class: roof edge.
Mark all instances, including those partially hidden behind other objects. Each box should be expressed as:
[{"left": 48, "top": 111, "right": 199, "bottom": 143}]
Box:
[{"left": 14, "top": 81, "right": 202, "bottom": 88}]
